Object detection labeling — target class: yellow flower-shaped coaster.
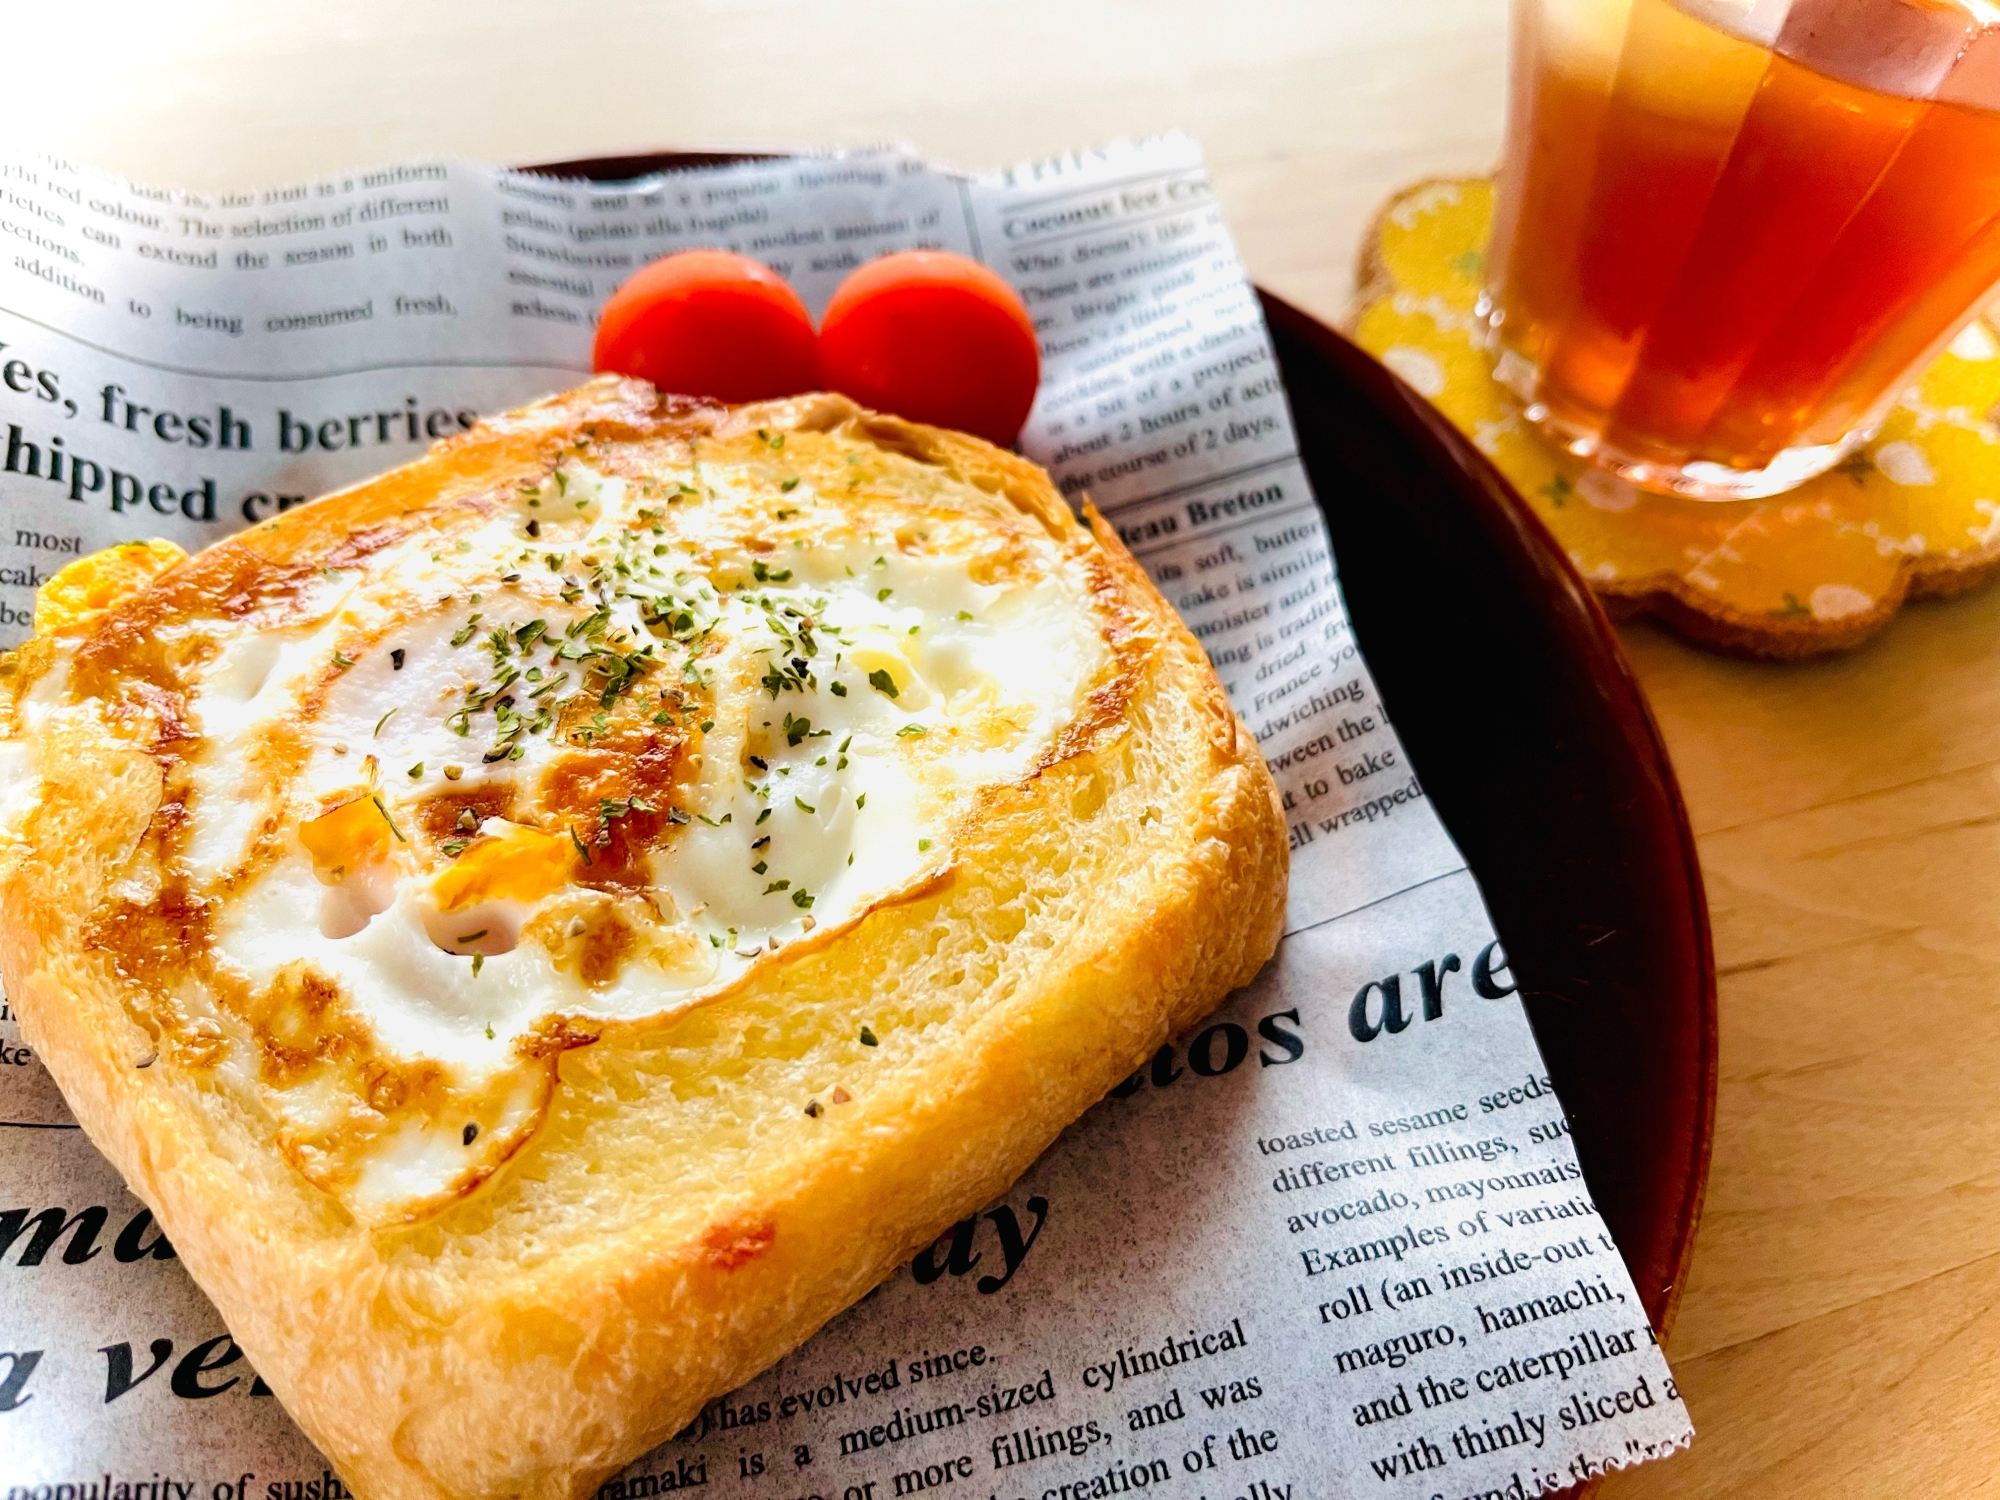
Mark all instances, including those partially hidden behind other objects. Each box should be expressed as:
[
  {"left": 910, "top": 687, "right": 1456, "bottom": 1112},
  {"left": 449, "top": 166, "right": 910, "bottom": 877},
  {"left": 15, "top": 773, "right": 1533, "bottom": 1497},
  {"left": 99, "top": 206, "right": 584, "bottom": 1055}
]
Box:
[{"left": 1349, "top": 177, "right": 2000, "bottom": 658}]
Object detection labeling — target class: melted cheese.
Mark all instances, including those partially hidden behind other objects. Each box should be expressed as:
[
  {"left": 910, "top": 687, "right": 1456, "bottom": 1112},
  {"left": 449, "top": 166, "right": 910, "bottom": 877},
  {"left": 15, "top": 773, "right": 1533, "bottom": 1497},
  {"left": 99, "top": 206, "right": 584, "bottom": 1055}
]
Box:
[
  {"left": 128, "top": 447, "right": 1112, "bottom": 1223},
  {"left": 0, "top": 662, "right": 72, "bottom": 851},
  {"left": 34, "top": 538, "right": 187, "bottom": 634}
]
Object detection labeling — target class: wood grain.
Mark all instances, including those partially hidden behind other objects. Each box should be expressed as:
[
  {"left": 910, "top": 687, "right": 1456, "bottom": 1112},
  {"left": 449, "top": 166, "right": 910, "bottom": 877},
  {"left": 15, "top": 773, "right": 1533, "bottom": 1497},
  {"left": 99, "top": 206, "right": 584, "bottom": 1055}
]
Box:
[
  {"left": 33, "top": 0, "right": 1995, "bottom": 1490},
  {"left": 1601, "top": 591, "right": 2000, "bottom": 1496}
]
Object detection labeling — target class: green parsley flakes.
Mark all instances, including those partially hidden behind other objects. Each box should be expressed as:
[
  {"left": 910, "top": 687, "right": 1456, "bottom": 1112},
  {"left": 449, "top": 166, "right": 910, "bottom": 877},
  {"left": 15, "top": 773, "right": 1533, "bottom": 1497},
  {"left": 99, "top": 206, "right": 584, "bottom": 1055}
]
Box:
[{"left": 369, "top": 794, "right": 407, "bottom": 842}]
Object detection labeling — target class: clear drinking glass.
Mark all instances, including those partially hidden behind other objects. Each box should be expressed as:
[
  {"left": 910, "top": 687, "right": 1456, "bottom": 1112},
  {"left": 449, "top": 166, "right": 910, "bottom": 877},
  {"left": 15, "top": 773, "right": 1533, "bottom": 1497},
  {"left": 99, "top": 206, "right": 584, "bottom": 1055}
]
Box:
[{"left": 1482, "top": 0, "right": 2000, "bottom": 499}]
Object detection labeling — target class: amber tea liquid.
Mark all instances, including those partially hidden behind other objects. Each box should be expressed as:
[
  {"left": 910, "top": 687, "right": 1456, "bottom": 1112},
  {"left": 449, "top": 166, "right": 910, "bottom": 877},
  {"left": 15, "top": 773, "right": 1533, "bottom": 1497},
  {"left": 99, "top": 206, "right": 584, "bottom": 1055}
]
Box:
[{"left": 1485, "top": 0, "right": 2000, "bottom": 498}]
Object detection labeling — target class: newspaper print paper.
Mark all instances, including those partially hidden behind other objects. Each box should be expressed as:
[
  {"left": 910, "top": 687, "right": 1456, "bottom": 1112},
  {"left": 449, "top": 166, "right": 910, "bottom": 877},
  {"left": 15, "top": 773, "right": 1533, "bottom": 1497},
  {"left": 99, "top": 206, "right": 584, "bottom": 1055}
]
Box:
[{"left": 0, "top": 135, "right": 1693, "bottom": 1499}]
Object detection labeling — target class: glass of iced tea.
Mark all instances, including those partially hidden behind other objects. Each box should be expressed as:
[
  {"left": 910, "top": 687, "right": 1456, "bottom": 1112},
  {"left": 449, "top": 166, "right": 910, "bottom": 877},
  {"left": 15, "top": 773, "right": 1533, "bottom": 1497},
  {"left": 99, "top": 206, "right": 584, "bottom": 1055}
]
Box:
[{"left": 1483, "top": 0, "right": 2000, "bottom": 499}]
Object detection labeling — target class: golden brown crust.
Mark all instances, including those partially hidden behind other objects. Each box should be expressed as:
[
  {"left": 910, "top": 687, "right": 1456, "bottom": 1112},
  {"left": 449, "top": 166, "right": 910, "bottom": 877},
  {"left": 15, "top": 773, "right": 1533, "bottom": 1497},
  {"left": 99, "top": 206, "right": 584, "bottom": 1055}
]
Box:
[{"left": 0, "top": 378, "right": 1288, "bottom": 1500}]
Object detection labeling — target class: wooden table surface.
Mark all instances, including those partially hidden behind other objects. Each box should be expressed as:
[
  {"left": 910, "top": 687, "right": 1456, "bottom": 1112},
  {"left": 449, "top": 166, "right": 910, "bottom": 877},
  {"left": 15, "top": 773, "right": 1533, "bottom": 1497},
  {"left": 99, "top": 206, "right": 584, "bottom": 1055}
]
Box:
[{"left": 31, "top": 1, "right": 2000, "bottom": 1492}]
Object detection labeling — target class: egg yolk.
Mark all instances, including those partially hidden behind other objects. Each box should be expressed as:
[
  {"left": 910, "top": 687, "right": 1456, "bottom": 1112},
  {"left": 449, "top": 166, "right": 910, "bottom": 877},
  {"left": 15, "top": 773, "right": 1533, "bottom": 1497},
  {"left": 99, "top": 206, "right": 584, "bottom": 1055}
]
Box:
[
  {"left": 431, "top": 821, "right": 578, "bottom": 911},
  {"left": 298, "top": 796, "right": 397, "bottom": 883}
]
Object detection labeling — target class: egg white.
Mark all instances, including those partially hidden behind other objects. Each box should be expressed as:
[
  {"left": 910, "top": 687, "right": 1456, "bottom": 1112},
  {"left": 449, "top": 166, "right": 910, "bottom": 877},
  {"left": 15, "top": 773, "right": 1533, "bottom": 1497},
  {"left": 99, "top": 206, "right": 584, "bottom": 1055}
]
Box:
[{"left": 158, "top": 457, "right": 1106, "bottom": 1219}]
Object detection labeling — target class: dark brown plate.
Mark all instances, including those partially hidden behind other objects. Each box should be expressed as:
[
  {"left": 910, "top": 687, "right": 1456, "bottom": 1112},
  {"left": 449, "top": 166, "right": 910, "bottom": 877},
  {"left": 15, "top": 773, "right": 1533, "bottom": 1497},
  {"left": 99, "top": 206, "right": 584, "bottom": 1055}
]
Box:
[
  {"left": 528, "top": 154, "right": 1718, "bottom": 1474},
  {"left": 1261, "top": 294, "right": 1716, "bottom": 1353}
]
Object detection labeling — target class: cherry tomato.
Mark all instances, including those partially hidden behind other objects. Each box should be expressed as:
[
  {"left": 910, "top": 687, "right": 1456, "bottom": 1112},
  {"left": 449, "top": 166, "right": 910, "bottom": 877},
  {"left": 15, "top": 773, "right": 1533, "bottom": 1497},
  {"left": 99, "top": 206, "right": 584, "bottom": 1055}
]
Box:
[
  {"left": 592, "top": 249, "right": 818, "bottom": 403},
  {"left": 819, "top": 251, "right": 1040, "bottom": 447}
]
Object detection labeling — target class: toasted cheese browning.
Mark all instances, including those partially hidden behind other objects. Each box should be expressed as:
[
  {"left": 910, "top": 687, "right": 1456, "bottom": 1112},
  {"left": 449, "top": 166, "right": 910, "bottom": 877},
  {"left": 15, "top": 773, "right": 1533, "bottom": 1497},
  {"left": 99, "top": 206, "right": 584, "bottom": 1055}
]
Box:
[
  {"left": 34, "top": 537, "right": 189, "bottom": 634},
  {"left": 0, "top": 389, "right": 1132, "bottom": 1225}
]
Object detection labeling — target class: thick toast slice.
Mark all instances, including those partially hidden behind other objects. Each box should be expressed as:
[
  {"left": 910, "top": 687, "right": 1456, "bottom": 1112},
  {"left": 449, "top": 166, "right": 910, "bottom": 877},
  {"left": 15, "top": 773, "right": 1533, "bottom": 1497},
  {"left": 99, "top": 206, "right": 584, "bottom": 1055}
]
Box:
[{"left": 0, "top": 378, "right": 1286, "bottom": 1500}]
